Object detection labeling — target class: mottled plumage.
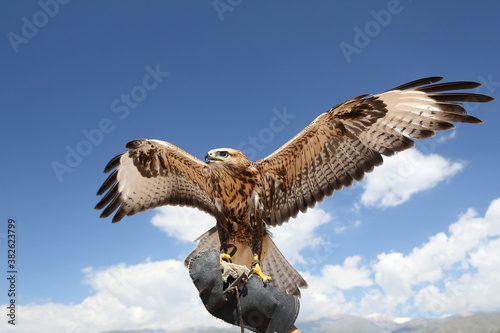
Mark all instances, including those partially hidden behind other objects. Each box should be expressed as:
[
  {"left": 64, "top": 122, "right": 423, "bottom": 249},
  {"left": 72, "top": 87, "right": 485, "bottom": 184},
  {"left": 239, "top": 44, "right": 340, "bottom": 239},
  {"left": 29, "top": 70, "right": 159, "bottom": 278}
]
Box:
[{"left": 95, "top": 77, "right": 493, "bottom": 297}]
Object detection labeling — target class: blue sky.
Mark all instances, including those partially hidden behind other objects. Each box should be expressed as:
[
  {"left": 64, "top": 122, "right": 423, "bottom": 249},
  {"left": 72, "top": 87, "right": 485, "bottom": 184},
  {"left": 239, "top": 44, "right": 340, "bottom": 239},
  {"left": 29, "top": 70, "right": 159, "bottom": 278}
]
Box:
[{"left": 1, "top": 1, "right": 499, "bottom": 332}]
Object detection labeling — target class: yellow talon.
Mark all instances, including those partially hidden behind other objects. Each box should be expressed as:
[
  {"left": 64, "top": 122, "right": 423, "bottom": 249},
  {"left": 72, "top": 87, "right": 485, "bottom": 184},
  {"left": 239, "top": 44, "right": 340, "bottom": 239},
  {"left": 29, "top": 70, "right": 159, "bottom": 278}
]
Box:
[
  {"left": 251, "top": 255, "right": 272, "bottom": 282},
  {"left": 220, "top": 253, "right": 232, "bottom": 264}
]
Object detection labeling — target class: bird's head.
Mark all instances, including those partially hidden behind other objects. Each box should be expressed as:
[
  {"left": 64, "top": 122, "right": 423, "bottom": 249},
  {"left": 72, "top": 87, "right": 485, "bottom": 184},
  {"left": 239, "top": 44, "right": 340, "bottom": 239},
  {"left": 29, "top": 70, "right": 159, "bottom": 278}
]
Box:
[{"left": 205, "top": 148, "right": 251, "bottom": 168}]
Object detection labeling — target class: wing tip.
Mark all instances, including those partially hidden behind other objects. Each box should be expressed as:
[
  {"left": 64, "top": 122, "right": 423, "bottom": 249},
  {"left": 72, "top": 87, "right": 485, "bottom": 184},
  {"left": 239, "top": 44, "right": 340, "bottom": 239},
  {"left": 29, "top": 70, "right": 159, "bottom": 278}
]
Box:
[
  {"left": 103, "top": 154, "right": 124, "bottom": 173},
  {"left": 390, "top": 76, "right": 444, "bottom": 91},
  {"left": 474, "top": 94, "right": 495, "bottom": 103},
  {"left": 466, "top": 115, "right": 484, "bottom": 124}
]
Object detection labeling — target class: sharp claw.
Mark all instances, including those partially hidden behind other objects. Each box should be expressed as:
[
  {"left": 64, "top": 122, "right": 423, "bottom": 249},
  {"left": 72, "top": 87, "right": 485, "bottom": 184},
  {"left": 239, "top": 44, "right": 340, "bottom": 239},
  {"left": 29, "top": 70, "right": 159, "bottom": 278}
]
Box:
[
  {"left": 250, "top": 255, "right": 272, "bottom": 283},
  {"left": 220, "top": 253, "right": 232, "bottom": 264}
]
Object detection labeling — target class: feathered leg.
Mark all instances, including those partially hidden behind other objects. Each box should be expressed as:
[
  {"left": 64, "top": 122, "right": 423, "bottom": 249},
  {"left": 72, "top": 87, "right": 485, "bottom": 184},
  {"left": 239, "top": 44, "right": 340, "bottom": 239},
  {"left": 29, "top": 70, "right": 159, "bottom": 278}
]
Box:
[
  {"left": 216, "top": 214, "right": 232, "bottom": 264},
  {"left": 250, "top": 202, "right": 272, "bottom": 282}
]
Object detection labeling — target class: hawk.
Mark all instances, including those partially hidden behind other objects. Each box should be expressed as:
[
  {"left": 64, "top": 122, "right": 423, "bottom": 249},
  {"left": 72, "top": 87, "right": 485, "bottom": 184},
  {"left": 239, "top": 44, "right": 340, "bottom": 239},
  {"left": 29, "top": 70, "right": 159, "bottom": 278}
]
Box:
[{"left": 95, "top": 77, "right": 493, "bottom": 297}]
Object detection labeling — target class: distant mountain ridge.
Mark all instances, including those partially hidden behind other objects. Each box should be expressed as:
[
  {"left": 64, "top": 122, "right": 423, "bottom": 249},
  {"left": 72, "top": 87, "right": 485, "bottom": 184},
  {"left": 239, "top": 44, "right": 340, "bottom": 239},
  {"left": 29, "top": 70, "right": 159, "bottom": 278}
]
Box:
[{"left": 103, "top": 312, "right": 500, "bottom": 333}]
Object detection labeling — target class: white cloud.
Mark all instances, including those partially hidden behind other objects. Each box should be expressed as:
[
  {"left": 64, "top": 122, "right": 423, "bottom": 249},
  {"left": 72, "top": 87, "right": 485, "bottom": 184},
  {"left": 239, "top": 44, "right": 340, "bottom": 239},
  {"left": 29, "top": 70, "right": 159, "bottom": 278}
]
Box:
[
  {"left": 296, "top": 256, "right": 372, "bottom": 320},
  {"left": 271, "top": 207, "right": 333, "bottom": 264},
  {"left": 151, "top": 206, "right": 215, "bottom": 242},
  {"left": 411, "top": 200, "right": 500, "bottom": 316},
  {"left": 292, "top": 197, "right": 500, "bottom": 319},
  {"left": 360, "top": 149, "right": 464, "bottom": 208},
  {"left": 436, "top": 130, "right": 457, "bottom": 143},
  {"left": 367, "top": 197, "right": 500, "bottom": 316},
  {"left": 298, "top": 272, "right": 355, "bottom": 320},
  {"left": 335, "top": 219, "right": 361, "bottom": 234},
  {"left": 320, "top": 255, "right": 373, "bottom": 290},
  {"left": 3, "top": 259, "right": 224, "bottom": 333}
]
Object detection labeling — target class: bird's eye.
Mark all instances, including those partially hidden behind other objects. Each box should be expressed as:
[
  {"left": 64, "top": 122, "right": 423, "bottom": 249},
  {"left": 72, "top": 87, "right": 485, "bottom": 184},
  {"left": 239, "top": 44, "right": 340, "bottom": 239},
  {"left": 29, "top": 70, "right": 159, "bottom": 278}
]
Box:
[{"left": 219, "top": 151, "right": 229, "bottom": 158}]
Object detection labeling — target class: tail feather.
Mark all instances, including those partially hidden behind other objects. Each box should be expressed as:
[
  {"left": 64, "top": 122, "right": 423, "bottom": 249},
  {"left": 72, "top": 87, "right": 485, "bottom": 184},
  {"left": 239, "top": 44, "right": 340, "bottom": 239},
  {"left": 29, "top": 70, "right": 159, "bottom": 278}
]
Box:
[
  {"left": 184, "top": 227, "right": 220, "bottom": 267},
  {"left": 262, "top": 234, "right": 308, "bottom": 298}
]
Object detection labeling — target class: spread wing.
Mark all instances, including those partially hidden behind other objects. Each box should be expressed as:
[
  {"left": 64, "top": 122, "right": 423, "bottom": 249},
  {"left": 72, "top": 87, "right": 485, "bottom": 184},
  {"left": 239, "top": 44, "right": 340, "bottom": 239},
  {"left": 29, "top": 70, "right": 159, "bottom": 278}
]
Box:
[
  {"left": 254, "top": 77, "right": 494, "bottom": 226},
  {"left": 95, "top": 139, "right": 215, "bottom": 223}
]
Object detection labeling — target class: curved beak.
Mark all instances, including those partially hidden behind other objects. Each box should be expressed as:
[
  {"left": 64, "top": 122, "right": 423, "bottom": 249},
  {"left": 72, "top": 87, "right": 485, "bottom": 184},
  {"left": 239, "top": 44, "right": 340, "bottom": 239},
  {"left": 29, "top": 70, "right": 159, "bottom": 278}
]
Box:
[{"left": 205, "top": 150, "right": 219, "bottom": 163}]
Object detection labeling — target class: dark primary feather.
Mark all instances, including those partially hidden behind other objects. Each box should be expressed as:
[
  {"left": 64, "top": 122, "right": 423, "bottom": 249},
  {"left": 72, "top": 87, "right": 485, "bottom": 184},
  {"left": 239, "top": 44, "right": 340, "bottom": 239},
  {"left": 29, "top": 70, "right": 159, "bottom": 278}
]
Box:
[
  {"left": 103, "top": 154, "right": 122, "bottom": 173},
  {"left": 96, "top": 169, "right": 118, "bottom": 197},
  {"left": 430, "top": 93, "right": 493, "bottom": 103},
  {"left": 387, "top": 76, "right": 443, "bottom": 91},
  {"left": 94, "top": 181, "right": 118, "bottom": 210},
  {"left": 415, "top": 81, "right": 481, "bottom": 93}
]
